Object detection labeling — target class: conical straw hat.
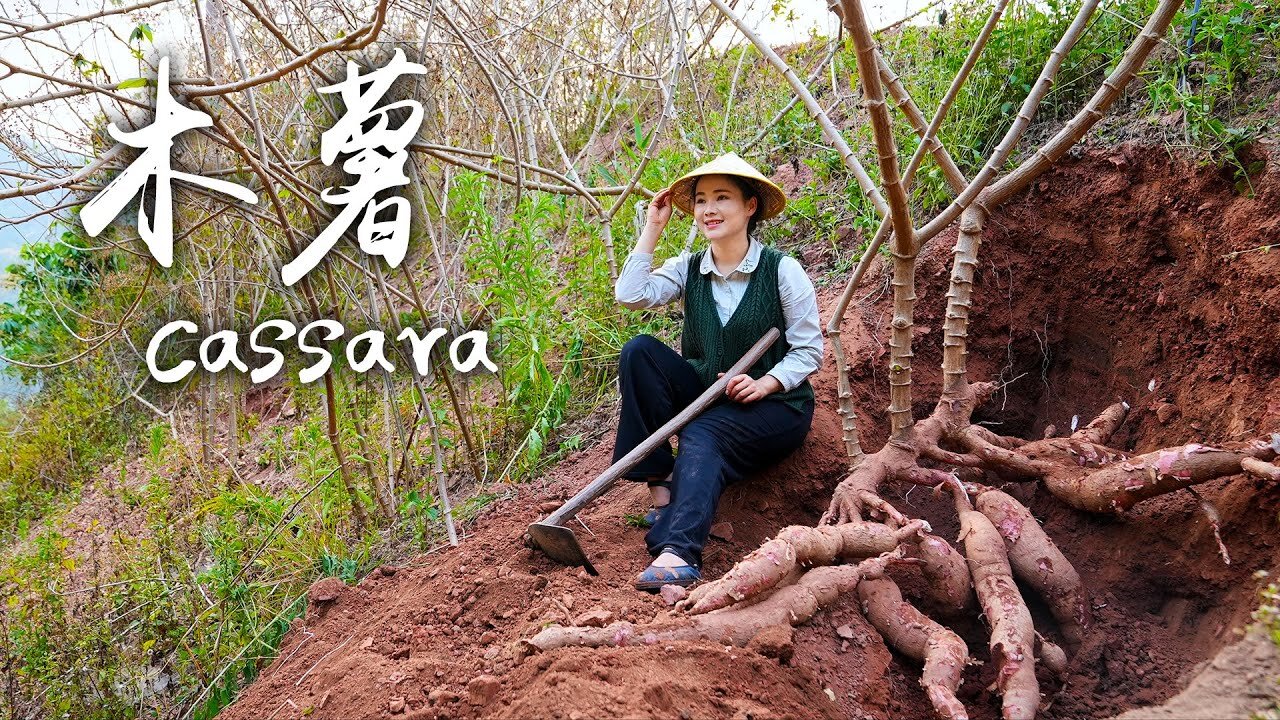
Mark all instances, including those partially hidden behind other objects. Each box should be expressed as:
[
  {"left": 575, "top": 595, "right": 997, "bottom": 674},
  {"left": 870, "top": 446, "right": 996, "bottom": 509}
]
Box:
[{"left": 668, "top": 152, "right": 787, "bottom": 220}]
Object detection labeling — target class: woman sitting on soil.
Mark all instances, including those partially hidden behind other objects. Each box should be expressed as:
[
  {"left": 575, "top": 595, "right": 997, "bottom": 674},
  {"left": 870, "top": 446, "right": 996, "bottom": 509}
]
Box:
[{"left": 613, "top": 152, "right": 824, "bottom": 591}]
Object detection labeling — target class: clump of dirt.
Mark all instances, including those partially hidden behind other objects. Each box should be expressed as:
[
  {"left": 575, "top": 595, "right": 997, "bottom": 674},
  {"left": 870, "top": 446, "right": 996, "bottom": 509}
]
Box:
[
  {"left": 219, "top": 143, "right": 1280, "bottom": 720},
  {"left": 1111, "top": 624, "right": 1280, "bottom": 719}
]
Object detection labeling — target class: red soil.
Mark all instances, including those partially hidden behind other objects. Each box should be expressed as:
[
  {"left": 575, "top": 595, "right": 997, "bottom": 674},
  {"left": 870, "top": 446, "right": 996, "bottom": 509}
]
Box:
[{"left": 219, "top": 142, "right": 1280, "bottom": 720}]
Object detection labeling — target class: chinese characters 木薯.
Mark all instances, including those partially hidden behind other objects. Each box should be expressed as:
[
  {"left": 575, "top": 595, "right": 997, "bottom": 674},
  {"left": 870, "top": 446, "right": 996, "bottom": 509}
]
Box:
[{"left": 83, "top": 50, "right": 430, "bottom": 287}]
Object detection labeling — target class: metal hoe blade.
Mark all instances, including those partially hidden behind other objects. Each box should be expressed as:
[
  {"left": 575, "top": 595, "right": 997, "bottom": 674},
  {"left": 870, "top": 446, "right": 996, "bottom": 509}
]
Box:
[{"left": 528, "top": 521, "right": 597, "bottom": 575}]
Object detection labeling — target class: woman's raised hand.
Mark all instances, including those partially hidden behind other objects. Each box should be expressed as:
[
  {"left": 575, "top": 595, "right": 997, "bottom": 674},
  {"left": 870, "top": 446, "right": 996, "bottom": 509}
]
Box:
[{"left": 646, "top": 187, "right": 674, "bottom": 228}]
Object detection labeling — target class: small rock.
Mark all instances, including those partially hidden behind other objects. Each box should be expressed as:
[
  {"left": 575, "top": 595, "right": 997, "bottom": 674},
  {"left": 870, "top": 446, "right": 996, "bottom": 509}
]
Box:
[
  {"left": 659, "top": 584, "right": 688, "bottom": 606},
  {"left": 308, "top": 577, "right": 345, "bottom": 603},
  {"left": 709, "top": 522, "right": 734, "bottom": 542},
  {"left": 538, "top": 500, "right": 561, "bottom": 513},
  {"left": 379, "top": 565, "right": 398, "bottom": 577},
  {"left": 824, "top": 688, "right": 836, "bottom": 702},
  {"left": 497, "top": 567, "right": 512, "bottom": 578},
  {"left": 573, "top": 608, "right": 615, "bottom": 628},
  {"left": 428, "top": 688, "right": 459, "bottom": 705},
  {"left": 479, "top": 631, "right": 497, "bottom": 645},
  {"left": 389, "top": 696, "right": 406, "bottom": 714},
  {"left": 467, "top": 674, "right": 501, "bottom": 706},
  {"left": 360, "top": 636, "right": 374, "bottom": 650},
  {"left": 1155, "top": 402, "right": 1177, "bottom": 424},
  {"left": 561, "top": 593, "right": 576, "bottom": 610},
  {"left": 835, "top": 624, "right": 855, "bottom": 640},
  {"left": 746, "top": 624, "right": 794, "bottom": 663}
]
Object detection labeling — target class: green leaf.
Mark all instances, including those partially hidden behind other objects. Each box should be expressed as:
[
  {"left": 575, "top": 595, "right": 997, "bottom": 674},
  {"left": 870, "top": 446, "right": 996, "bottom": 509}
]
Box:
[
  {"left": 130, "top": 22, "right": 154, "bottom": 43},
  {"left": 117, "top": 77, "right": 150, "bottom": 90}
]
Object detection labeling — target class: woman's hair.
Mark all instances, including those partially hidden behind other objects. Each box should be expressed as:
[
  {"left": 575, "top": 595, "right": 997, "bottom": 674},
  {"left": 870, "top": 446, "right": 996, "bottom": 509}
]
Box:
[{"left": 690, "top": 174, "right": 763, "bottom": 237}]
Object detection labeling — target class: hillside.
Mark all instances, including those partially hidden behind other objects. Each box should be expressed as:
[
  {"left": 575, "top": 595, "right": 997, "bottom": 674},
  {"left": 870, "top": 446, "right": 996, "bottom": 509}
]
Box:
[{"left": 219, "top": 145, "right": 1280, "bottom": 719}]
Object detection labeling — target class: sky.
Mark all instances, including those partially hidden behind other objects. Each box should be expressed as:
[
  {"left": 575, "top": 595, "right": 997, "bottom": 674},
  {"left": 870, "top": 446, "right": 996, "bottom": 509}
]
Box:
[{"left": 738, "top": 0, "right": 943, "bottom": 45}]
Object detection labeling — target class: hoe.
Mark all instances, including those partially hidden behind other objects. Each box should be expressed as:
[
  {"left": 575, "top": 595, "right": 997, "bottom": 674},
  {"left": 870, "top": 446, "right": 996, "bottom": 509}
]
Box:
[{"left": 528, "top": 328, "right": 781, "bottom": 573}]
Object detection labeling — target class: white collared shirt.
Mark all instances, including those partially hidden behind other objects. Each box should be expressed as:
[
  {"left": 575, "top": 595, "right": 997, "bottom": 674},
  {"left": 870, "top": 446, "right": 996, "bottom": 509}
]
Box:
[{"left": 614, "top": 236, "right": 824, "bottom": 393}]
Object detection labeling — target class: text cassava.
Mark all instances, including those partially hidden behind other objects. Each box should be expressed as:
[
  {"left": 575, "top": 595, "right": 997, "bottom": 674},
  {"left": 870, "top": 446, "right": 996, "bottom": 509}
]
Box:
[{"left": 146, "top": 320, "right": 497, "bottom": 383}]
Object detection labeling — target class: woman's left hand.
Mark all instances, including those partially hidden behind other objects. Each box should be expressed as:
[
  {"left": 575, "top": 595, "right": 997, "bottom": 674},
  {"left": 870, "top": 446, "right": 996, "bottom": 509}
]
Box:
[{"left": 719, "top": 373, "right": 782, "bottom": 403}]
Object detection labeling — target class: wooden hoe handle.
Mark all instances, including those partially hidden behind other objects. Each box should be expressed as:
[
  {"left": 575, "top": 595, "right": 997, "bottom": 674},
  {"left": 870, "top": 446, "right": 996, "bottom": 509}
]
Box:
[{"left": 543, "top": 327, "right": 782, "bottom": 526}]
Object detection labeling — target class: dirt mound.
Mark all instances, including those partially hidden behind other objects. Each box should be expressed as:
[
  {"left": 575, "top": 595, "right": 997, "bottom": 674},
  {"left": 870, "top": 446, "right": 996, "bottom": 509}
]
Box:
[
  {"left": 1111, "top": 625, "right": 1280, "bottom": 720},
  {"left": 219, "top": 142, "right": 1280, "bottom": 720}
]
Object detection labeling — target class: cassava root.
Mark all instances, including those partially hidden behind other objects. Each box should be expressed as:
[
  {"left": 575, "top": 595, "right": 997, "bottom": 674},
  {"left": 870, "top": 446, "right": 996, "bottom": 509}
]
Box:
[{"left": 950, "top": 479, "right": 1038, "bottom": 720}]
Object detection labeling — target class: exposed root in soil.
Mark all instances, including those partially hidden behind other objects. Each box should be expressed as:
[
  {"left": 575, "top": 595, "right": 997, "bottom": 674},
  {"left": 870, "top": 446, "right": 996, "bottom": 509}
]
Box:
[{"left": 516, "top": 388, "right": 1278, "bottom": 720}]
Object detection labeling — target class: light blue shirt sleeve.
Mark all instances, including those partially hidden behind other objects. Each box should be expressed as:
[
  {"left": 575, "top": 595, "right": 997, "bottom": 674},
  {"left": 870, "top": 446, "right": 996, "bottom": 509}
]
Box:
[
  {"left": 765, "top": 255, "right": 824, "bottom": 392},
  {"left": 614, "top": 250, "right": 689, "bottom": 310}
]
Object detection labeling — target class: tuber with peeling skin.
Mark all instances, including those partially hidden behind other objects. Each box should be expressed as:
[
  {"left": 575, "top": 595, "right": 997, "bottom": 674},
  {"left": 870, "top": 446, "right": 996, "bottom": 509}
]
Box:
[
  {"left": 1039, "top": 439, "right": 1277, "bottom": 513},
  {"left": 1186, "top": 487, "right": 1232, "bottom": 565},
  {"left": 1034, "top": 634, "right": 1068, "bottom": 679},
  {"left": 680, "top": 520, "right": 927, "bottom": 615},
  {"left": 949, "top": 481, "right": 1038, "bottom": 720},
  {"left": 1241, "top": 456, "right": 1280, "bottom": 482},
  {"left": 858, "top": 490, "right": 910, "bottom": 527},
  {"left": 914, "top": 532, "right": 976, "bottom": 616},
  {"left": 1070, "top": 402, "right": 1127, "bottom": 444},
  {"left": 972, "top": 487, "right": 1089, "bottom": 652},
  {"left": 858, "top": 576, "right": 970, "bottom": 720},
  {"left": 965, "top": 424, "right": 1027, "bottom": 449},
  {"left": 922, "top": 444, "right": 987, "bottom": 468},
  {"left": 898, "top": 465, "right": 963, "bottom": 487},
  {"left": 959, "top": 428, "right": 1047, "bottom": 478},
  {"left": 526, "top": 556, "right": 894, "bottom": 653}
]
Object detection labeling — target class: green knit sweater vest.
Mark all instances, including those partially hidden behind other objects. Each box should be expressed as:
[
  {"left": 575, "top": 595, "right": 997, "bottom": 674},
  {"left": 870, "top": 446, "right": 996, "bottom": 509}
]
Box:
[{"left": 681, "top": 245, "right": 815, "bottom": 414}]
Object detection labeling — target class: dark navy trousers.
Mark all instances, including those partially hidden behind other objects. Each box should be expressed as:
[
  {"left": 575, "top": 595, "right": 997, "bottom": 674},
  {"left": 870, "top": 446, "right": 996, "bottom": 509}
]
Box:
[{"left": 611, "top": 334, "right": 814, "bottom": 567}]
